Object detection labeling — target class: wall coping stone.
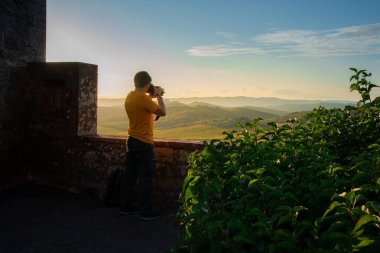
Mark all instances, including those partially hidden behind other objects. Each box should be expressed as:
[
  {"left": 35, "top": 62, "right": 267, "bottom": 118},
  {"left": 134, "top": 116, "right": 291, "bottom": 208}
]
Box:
[{"left": 79, "top": 135, "right": 204, "bottom": 150}]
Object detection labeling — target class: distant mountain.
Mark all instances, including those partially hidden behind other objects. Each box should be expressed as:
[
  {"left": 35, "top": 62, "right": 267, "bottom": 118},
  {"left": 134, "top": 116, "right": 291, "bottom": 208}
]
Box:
[
  {"left": 268, "top": 102, "right": 354, "bottom": 113},
  {"left": 167, "top": 96, "right": 355, "bottom": 113},
  {"left": 98, "top": 96, "right": 355, "bottom": 113},
  {"left": 98, "top": 98, "right": 125, "bottom": 107}
]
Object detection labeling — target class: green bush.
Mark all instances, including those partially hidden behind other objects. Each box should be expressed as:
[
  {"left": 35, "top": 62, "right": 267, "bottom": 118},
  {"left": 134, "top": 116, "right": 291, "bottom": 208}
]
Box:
[{"left": 174, "top": 68, "right": 380, "bottom": 253}]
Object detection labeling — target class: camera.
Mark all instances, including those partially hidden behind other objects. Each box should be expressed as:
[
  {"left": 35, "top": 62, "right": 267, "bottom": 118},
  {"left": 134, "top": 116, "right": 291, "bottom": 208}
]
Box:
[
  {"left": 147, "top": 84, "right": 165, "bottom": 97},
  {"left": 147, "top": 84, "right": 165, "bottom": 121}
]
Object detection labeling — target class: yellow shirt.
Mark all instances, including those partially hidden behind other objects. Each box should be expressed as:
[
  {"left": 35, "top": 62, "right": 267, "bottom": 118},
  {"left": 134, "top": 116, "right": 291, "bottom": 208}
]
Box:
[{"left": 125, "top": 91, "right": 159, "bottom": 144}]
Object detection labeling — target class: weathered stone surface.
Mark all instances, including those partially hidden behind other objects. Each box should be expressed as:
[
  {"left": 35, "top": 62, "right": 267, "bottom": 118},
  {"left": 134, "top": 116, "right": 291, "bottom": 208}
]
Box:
[
  {"left": 26, "top": 62, "right": 97, "bottom": 137},
  {"left": 0, "top": 0, "right": 46, "bottom": 63},
  {"left": 30, "top": 135, "right": 203, "bottom": 201},
  {"left": 0, "top": 0, "right": 46, "bottom": 190},
  {"left": 78, "top": 64, "right": 97, "bottom": 136}
]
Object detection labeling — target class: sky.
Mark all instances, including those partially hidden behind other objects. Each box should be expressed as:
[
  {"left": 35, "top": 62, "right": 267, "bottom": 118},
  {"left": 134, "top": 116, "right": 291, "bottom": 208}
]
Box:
[{"left": 47, "top": 0, "right": 380, "bottom": 101}]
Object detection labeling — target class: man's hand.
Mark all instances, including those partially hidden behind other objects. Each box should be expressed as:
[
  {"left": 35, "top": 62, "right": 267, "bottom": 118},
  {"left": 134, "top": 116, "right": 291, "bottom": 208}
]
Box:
[{"left": 155, "top": 95, "right": 166, "bottom": 116}]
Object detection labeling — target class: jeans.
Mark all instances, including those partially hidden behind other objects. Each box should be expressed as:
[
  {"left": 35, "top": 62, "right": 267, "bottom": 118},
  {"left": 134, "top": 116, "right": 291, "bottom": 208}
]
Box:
[{"left": 120, "top": 137, "right": 155, "bottom": 214}]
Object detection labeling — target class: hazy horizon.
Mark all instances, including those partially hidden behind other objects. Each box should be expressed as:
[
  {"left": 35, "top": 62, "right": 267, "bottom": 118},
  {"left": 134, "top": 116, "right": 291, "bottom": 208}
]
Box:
[
  {"left": 47, "top": 0, "right": 380, "bottom": 101},
  {"left": 97, "top": 95, "right": 356, "bottom": 102}
]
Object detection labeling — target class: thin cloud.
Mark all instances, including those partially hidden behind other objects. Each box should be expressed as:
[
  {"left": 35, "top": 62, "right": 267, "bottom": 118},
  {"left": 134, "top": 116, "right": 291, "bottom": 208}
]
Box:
[
  {"left": 186, "top": 23, "right": 380, "bottom": 57},
  {"left": 216, "top": 32, "right": 237, "bottom": 39},
  {"left": 216, "top": 32, "right": 245, "bottom": 46},
  {"left": 255, "top": 23, "right": 380, "bottom": 56},
  {"left": 186, "top": 44, "right": 264, "bottom": 57}
]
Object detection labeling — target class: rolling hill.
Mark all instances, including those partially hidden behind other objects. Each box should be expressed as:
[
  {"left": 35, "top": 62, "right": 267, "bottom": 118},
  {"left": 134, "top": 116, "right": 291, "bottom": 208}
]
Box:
[
  {"left": 97, "top": 97, "right": 355, "bottom": 139},
  {"left": 97, "top": 101, "right": 284, "bottom": 139},
  {"left": 167, "top": 97, "right": 354, "bottom": 112}
]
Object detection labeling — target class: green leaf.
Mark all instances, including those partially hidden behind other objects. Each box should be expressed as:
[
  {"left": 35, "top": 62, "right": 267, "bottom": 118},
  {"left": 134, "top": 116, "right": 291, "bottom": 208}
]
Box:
[
  {"left": 267, "top": 166, "right": 283, "bottom": 178},
  {"left": 351, "top": 83, "right": 359, "bottom": 92},
  {"left": 184, "top": 187, "right": 194, "bottom": 201},
  {"left": 323, "top": 201, "right": 344, "bottom": 218},
  {"left": 211, "top": 182, "right": 223, "bottom": 194},
  {"left": 328, "top": 220, "right": 351, "bottom": 233},
  {"left": 350, "top": 67, "right": 358, "bottom": 72},
  {"left": 248, "top": 178, "right": 259, "bottom": 187},
  {"left": 366, "top": 201, "right": 380, "bottom": 214},
  {"left": 320, "top": 231, "right": 350, "bottom": 241},
  {"left": 181, "top": 172, "right": 194, "bottom": 191},
  {"left": 283, "top": 192, "right": 298, "bottom": 203},
  {"left": 276, "top": 205, "right": 292, "bottom": 213},
  {"left": 278, "top": 214, "right": 293, "bottom": 225},
  {"left": 183, "top": 175, "right": 200, "bottom": 201},
  {"left": 368, "top": 143, "right": 379, "bottom": 149},
  {"left": 352, "top": 172, "right": 371, "bottom": 184},
  {"left": 368, "top": 83, "right": 379, "bottom": 90},
  {"left": 353, "top": 238, "right": 375, "bottom": 249},
  {"left": 294, "top": 220, "right": 313, "bottom": 238},
  {"left": 332, "top": 167, "right": 345, "bottom": 173},
  {"left": 352, "top": 214, "right": 376, "bottom": 234},
  {"left": 233, "top": 235, "right": 255, "bottom": 244},
  {"left": 246, "top": 168, "right": 266, "bottom": 176},
  {"left": 346, "top": 191, "right": 357, "bottom": 205},
  {"left": 351, "top": 228, "right": 365, "bottom": 238},
  {"left": 345, "top": 105, "right": 356, "bottom": 110},
  {"left": 293, "top": 206, "right": 308, "bottom": 213}
]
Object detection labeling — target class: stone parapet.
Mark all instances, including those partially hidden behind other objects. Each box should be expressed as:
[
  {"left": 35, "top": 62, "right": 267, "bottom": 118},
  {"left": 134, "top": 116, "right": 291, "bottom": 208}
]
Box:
[{"left": 29, "top": 135, "right": 203, "bottom": 202}]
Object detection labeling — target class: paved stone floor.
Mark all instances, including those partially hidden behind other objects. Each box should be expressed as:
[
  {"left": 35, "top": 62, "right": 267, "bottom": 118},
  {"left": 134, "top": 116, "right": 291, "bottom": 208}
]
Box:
[{"left": 0, "top": 184, "right": 179, "bottom": 253}]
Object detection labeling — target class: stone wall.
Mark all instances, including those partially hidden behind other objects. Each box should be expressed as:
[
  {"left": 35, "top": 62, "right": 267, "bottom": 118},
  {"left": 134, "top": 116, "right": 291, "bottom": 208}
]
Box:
[
  {"left": 0, "top": 0, "right": 46, "bottom": 189},
  {"left": 29, "top": 135, "right": 203, "bottom": 202},
  {"left": 153, "top": 139, "right": 203, "bottom": 201}
]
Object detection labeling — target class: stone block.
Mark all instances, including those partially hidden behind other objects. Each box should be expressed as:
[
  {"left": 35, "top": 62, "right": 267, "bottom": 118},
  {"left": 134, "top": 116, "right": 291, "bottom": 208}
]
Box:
[
  {"left": 155, "top": 147, "right": 174, "bottom": 163},
  {"left": 26, "top": 62, "right": 97, "bottom": 137}
]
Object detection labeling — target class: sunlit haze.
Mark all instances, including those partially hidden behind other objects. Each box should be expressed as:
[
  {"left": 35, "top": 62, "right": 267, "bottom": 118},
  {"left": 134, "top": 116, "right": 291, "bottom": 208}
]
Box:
[{"left": 47, "top": 0, "right": 380, "bottom": 101}]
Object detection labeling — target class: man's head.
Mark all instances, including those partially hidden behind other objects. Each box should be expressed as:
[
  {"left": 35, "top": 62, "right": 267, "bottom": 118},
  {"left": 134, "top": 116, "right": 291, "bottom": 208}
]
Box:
[{"left": 134, "top": 71, "right": 152, "bottom": 88}]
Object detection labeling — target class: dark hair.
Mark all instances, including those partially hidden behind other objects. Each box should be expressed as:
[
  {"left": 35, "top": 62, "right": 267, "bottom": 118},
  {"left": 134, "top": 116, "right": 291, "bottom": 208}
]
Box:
[{"left": 134, "top": 71, "right": 152, "bottom": 88}]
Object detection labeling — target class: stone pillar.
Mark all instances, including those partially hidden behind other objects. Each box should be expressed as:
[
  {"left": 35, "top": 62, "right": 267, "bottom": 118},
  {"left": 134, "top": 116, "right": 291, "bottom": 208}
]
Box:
[
  {"left": 0, "top": 0, "right": 46, "bottom": 189},
  {"left": 23, "top": 62, "right": 98, "bottom": 184},
  {"left": 26, "top": 62, "right": 98, "bottom": 138}
]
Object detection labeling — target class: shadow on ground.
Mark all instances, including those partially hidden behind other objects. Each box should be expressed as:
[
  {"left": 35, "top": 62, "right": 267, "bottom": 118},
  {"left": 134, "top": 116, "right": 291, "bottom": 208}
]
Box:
[{"left": 0, "top": 184, "right": 179, "bottom": 253}]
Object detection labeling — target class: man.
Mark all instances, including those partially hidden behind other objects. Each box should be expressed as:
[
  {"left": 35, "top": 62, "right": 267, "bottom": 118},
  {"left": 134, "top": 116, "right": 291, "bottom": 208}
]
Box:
[{"left": 120, "top": 71, "right": 166, "bottom": 221}]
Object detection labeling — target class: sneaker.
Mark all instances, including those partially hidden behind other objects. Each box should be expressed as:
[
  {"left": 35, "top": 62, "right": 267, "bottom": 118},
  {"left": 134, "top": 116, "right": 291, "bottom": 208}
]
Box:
[
  {"left": 139, "top": 210, "right": 161, "bottom": 221},
  {"left": 120, "top": 207, "right": 138, "bottom": 215}
]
